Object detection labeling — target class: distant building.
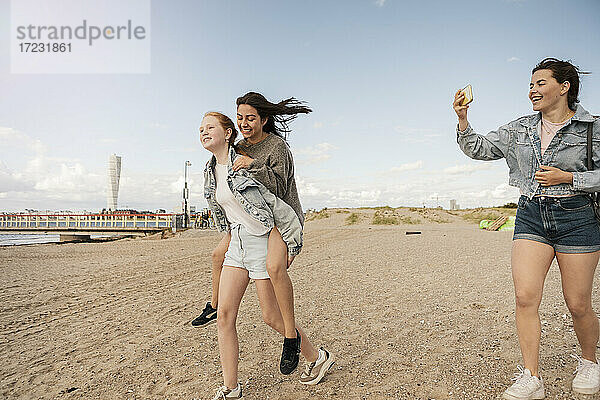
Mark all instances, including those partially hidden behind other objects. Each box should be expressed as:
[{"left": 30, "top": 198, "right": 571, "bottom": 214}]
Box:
[
  {"left": 449, "top": 199, "right": 460, "bottom": 210},
  {"left": 107, "top": 154, "right": 122, "bottom": 211}
]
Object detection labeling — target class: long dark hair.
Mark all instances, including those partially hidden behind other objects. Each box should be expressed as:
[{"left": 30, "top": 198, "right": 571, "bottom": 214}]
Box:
[
  {"left": 532, "top": 58, "right": 590, "bottom": 111},
  {"left": 236, "top": 92, "right": 312, "bottom": 141}
]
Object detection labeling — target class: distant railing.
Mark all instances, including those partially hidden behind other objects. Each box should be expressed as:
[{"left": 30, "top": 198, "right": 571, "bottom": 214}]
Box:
[{"left": 0, "top": 213, "right": 176, "bottom": 231}]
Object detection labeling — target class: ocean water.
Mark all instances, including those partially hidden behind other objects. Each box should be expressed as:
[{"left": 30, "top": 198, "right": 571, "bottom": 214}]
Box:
[
  {"left": 0, "top": 234, "right": 111, "bottom": 246},
  {"left": 0, "top": 234, "right": 61, "bottom": 246}
]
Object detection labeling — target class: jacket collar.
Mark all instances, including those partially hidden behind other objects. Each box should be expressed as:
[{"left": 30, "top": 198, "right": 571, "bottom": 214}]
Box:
[
  {"left": 206, "top": 146, "right": 238, "bottom": 172},
  {"left": 571, "top": 103, "right": 595, "bottom": 123},
  {"left": 518, "top": 103, "right": 594, "bottom": 128}
]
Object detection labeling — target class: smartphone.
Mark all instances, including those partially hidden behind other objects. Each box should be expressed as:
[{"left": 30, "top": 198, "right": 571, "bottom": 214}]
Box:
[{"left": 460, "top": 84, "right": 473, "bottom": 106}]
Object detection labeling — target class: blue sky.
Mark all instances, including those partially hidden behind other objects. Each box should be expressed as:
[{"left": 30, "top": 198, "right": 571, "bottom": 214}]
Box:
[{"left": 1, "top": 0, "right": 599, "bottom": 212}]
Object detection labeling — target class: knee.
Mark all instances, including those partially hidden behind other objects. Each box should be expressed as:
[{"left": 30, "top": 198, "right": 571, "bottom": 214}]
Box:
[
  {"left": 266, "top": 260, "right": 286, "bottom": 279},
  {"left": 514, "top": 290, "right": 541, "bottom": 310},
  {"left": 216, "top": 307, "right": 236, "bottom": 329},
  {"left": 212, "top": 247, "right": 226, "bottom": 266},
  {"left": 566, "top": 298, "right": 593, "bottom": 319}
]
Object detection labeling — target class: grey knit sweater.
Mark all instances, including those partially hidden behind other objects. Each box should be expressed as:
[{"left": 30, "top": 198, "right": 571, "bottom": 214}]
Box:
[{"left": 235, "top": 133, "right": 304, "bottom": 226}]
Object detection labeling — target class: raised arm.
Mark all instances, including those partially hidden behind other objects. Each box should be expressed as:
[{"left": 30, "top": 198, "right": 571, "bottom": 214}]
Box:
[{"left": 453, "top": 89, "right": 510, "bottom": 160}]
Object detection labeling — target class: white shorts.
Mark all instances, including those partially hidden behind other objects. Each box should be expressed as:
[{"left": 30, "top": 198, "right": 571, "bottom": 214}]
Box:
[{"left": 223, "top": 224, "right": 270, "bottom": 280}]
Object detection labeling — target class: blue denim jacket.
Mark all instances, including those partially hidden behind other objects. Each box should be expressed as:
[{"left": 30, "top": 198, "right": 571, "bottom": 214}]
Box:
[
  {"left": 204, "top": 146, "right": 303, "bottom": 256},
  {"left": 457, "top": 104, "right": 599, "bottom": 199}
]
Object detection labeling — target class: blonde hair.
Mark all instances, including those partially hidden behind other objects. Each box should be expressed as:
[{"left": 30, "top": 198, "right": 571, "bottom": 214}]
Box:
[{"left": 203, "top": 112, "right": 238, "bottom": 145}]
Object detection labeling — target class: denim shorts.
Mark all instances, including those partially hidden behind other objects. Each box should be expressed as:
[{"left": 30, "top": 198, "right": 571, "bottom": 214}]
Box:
[
  {"left": 223, "top": 224, "right": 271, "bottom": 280},
  {"left": 513, "top": 195, "right": 600, "bottom": 253}
]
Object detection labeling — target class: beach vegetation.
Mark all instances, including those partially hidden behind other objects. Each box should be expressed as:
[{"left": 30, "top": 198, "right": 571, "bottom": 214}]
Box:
[
  {"left": 372, "top": 211, "right": 421, "bottom": 225},
  {"left": 306, "top": 208, "right": 330, "bottom": 221},
  {"left": 345, "top": 213, "right": 359, "bottom": 225},
  {"left": 461, "top": 208, "right": 515, "bottom": 223}
]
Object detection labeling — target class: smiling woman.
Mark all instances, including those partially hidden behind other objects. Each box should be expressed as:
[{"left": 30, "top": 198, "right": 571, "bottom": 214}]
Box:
[
  {"left": 453, "top": 58, "right": 600, "bottom": 399},
  {"left": 193, "top": 93, "right": 325, "bottom": 391},
  {"left": 197, "top": 111, "right": 333, "bottom": 399}
]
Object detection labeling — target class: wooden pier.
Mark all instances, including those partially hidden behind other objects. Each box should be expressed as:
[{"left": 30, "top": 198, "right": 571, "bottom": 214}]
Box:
[{"left": 0, "top": 213, "right": 180, "bottom": 239}]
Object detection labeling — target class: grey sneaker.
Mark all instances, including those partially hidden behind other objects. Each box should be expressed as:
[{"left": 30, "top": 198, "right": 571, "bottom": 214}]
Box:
[
  {"left": 212, "top": 383, "right": 242, "bottom": 399},
  {"left": 299, "top": 347, "right": 335, "bottom": 385},
  {"left": 502, "top": 366, "right": 545, "bottom": 400},
  {"left": 572, "top": 354, "right": 600, "bottom": 395}
]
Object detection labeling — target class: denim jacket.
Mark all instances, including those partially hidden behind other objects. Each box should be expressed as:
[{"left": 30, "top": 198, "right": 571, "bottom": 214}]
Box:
[
  {"left": 457, "top": 104, "right": 599, "bottom": 199},
  {"left": 204, "top": 146, "right": 303, "bottom": 256}
]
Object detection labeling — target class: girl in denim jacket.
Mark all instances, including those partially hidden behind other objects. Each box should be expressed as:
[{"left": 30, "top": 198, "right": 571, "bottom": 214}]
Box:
[
  {"left": 454, "top": 58, "right": 599, "bottom": 399},
  {"left": 200, "top": 112, "right": 334, "bottom": 399},
  {"left": 193, "top": 93, "right": 311, "bottom": 378}
]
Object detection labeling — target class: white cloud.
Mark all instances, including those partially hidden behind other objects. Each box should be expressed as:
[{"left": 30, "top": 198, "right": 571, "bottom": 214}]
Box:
[
  {"left": 0, "top": 127, "right": 46, "bottom": 154},
  {"left": 394, "top": 126, "right": 442, "bottom": 143},
  {"left": 148, "top": 122, "right": 169, "bottom": 129},
  {"left": 0, "top": 126, "right": 202, "bottom": 212},
  {"left": 293, "top": 142, "right": 337, "bottom": 164},
  {"left": 375, "top": 0, "right": 386, "bottom": 6},
  {"left": 389, "top": 160, "right": 423, "bottom": 173},
  {"left": 0, "top": 160, "right": 34, "bottom": 192},
  {"left": 443, "top": 163, "right": 492, "bottom": 175},
  {"left": 313, "top": 122, "right": 323, "bottom": 129},
  {"left": 507, "top": 56, "right": 520, "bottom": 62}
]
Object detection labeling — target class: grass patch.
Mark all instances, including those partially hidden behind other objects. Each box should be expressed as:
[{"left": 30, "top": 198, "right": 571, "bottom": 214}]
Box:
[
  {"left": 415, "top": 210, "right": 450, "bottom": 223},
  {"left": 460, "top": 208, "right": 515, "bottom": 223},
  {"left": 336, "top": 209, "right": 350, "bottom": 214},
  {"left": 372, "top": 211, "right": 421, "bottom": 225},
  {"left": 305, "top": 209, "right": 330, "bottom": 221},
  {"left": 345, "top": 213, "right": 359, "bottom": 225},
  {"left": 358, "top": 205, "right": 393, "bottom": 211}
]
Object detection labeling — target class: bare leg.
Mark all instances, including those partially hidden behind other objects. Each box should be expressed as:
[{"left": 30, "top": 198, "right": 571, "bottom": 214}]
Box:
[
  {"left": 216, "top": 266, "right": 249, "bottom": 389},
  {"left": 254, "top": 278, "right": 319, "bottom": 363},
  {"left": 511, "top": 239, "right": 555, "bottom": 376},
  {"left": 556, "top": 251, "right": 600, "bottom": 362},
  {"left": 266, "top": 227, "right": 296, "bottom": 338},
  {"left": 211, "top": 233, "right": 231, "bottom": 308}
]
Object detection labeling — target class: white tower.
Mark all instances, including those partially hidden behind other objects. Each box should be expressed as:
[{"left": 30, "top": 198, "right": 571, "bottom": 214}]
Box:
[{"left": 107, "top": 154, "right": 122, "bottom": 211}]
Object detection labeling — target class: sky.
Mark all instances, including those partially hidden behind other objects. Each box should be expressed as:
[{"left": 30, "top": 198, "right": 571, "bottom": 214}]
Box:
[{"left": 1, "top": 0, "right": 599, "bottom": 212}]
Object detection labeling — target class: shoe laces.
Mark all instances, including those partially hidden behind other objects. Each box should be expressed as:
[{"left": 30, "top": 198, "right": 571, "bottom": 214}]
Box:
[
  {"left": 303, "top": 360, "right": 316, "bottom": 376},
  {"left": 511, "top": 365, "right": 526, "bottom": 382},
  {"left": 212, "top": 386, "right": 228, "bottom": 400},
  {"left": 282, "top": 338, "right": 300, "bottom": 360},
  {"left": 572, "top": 354, "right": 593, "bottom": 379},
  {"left": 511, "top": 365, "right": 538, "bottom": 387}
]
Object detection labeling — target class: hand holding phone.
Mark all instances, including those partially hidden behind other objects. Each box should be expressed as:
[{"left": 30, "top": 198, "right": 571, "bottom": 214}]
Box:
[{"left": 460, "top": 84, "right": 473, "bottom": 106}]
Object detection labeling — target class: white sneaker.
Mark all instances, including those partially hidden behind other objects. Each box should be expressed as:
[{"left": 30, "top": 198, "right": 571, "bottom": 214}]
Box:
[
  {"left": 212, "top": 383, "right": 242, "bottom": 399},
  {"left": 572, "top": 354, "right": 600, "bottom": 395},
  {"left": 299, "top": 347, "right": 335, "bottom": 385},
  {"left": 502, "top": 366, "right": 545, "bottom": 400}
]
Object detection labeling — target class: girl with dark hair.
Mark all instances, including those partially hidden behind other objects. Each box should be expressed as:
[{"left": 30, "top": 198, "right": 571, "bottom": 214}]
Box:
[
  {"left": 193, "top": 92, "right": 313, "bottom": 376},
  {"left": 454, "top": 58, "right": 600, "bottom": 399},
  {"left": 200, "top": 112, "right": 333, "bottom": 399}
]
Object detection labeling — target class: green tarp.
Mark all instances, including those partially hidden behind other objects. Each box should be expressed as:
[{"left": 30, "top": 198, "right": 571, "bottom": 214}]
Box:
[{"left": 479, "top": 216, "right": 516, "bottom": 231}]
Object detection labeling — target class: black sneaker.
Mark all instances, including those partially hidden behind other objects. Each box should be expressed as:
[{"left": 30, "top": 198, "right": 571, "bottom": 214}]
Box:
[
  {"left": 191, "top": 302, "right": 217, "bottom": 327},
  {"left": 280, "top": 329, "right": 301, "bottom": 374}
]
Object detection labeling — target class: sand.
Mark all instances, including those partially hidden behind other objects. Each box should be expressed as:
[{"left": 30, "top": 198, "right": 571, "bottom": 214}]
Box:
[{"left": 1, "top": 208, "right": 598, "bottom": 400}]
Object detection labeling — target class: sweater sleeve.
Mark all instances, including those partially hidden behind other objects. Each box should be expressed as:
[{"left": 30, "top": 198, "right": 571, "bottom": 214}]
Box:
[{"left": 246, "top": 141, "right": 291, "bottom": 198}]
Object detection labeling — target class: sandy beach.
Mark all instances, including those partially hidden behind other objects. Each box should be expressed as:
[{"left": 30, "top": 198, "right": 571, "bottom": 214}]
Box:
[{"left": 1, "top": 207, "right": 598, "bottom": 400}]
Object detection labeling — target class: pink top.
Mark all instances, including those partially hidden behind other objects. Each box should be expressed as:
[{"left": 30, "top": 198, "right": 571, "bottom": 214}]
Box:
[{"left": 540, "top": 117, "right": 569, "bottom": 155}]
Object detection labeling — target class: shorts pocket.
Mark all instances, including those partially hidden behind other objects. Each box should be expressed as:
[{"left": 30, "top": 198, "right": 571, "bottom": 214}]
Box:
[
  {"left": 556, "top": 196, "right": 591, "bottom": 211},
  {"left": 517, "top": 196, "right": 528, "bottom": 210}
]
